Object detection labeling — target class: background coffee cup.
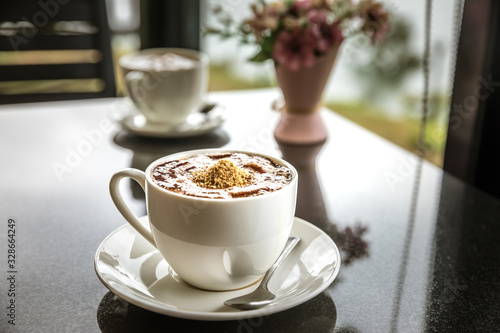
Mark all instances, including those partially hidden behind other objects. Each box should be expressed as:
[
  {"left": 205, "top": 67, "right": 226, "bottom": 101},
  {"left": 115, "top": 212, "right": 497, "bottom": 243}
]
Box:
[
  {"left": 119, "top": 48, "right": 208, "bottom": 127},
  {"left": 109, "top": 149, "right": 298, "bottom": 291}
]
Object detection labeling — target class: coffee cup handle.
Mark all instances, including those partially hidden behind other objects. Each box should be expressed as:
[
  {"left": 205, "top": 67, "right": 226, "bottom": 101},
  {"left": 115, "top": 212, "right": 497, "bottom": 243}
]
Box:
[
  {"left": 109, "top": 169, "right": 157, "bottom": 248},
  {"left": 124, "top": 71, "right": 157, "bottom": 122}
]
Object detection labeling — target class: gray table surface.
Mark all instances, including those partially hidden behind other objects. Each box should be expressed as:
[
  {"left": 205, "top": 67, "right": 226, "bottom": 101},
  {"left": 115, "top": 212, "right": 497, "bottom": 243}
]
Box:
[{"left": 0, "top": 89, "right": 499, "bottom": 332}]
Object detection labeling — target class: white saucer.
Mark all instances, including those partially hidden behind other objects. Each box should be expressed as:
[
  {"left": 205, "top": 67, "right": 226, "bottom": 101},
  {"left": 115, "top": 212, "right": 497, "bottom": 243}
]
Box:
[
  {"left": 94, "top": 216, "right": 340, "bottom": 321},
  {"left": 113, "top": 102, "right": 225, "bottom": 138}
]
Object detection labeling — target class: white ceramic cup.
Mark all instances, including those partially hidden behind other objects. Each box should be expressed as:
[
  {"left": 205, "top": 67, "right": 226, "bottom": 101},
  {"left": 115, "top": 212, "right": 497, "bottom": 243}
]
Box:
[
  {"left": 109, "top": 149, "right": 298, "bottom": 291},
  {"left": 119, "top": 48, "right": 208, "bottom": 127}
]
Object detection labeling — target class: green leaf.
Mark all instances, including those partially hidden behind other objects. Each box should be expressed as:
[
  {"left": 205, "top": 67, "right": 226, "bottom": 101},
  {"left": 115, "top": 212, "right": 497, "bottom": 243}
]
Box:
[
  {"left": 201, "top": 26, "right": 222, "bottom": 36},
  {"left": 249, "top": 50, "right": 270, "bottom": 62},
  {"left": 261, "top": 37, "right": 274, "bottom": 53}
]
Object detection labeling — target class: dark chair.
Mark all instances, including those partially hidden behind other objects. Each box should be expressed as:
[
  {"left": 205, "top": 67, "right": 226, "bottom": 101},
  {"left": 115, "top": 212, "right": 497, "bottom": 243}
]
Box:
[
  {"left": 139, "top": 0, "right": 200, "bottom": 50},
  {"left": 0, "top": 0, "right": 115, "bottom": 104}
]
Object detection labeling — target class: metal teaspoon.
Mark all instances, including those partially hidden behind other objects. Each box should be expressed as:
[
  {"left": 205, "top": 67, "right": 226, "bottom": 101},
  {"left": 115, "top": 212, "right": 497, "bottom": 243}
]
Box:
[{"left": 224, "top": 236, "right": 300, "bottom": 310}]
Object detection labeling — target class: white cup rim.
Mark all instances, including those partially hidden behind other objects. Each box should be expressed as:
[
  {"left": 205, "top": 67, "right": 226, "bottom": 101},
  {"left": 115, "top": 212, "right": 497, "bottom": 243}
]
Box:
[
  {"left": 118, "top": 47, "right": 209, "bottom": 73},
  {"left": 145, "top": 149, "right": 298, "bottom": 201}
]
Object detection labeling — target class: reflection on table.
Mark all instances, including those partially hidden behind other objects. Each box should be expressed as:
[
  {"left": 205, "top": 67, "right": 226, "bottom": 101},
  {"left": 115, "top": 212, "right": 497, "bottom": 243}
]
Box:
[{"left": 0, "top": 89, "right": 498, "bottom": 332}]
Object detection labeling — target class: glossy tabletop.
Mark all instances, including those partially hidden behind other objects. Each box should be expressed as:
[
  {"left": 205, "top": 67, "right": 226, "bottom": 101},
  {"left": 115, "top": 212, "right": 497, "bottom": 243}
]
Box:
[{"left": 0, "top": 89, "right": 499, "bottom": 332}]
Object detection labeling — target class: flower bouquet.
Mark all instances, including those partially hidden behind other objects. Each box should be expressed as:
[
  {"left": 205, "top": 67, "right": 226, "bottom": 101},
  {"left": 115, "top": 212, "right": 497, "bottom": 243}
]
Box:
[{"left": 207, "top": 0, "right": 391, "bottom": 144}]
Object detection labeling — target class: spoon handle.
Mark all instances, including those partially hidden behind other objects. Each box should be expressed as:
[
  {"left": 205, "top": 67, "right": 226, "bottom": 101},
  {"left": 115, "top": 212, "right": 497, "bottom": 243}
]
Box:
[{"left": 260, "top": 236, "right": 300, "bottom": 290}]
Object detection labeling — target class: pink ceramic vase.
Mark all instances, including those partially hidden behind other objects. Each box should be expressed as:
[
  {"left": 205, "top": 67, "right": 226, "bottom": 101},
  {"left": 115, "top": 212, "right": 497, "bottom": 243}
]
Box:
[{"left": 273, "top": 47, "right": 339, "bottom": 145}]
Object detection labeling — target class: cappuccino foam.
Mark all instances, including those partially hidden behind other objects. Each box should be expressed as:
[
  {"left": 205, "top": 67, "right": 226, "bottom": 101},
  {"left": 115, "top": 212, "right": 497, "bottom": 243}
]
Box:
[
  {"left": 122, "top": 52, "right": 196, "bottom": 72},
  {"left": 151, "top": 153, "right": 292, "bottom": 199}
]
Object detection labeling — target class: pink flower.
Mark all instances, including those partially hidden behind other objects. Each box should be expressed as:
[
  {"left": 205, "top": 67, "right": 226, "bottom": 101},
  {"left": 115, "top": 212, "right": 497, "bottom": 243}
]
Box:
[
  {"left": 210, "top": 0, "right": 391, "bottom": 68},
  {"left": 358, "top": 0, "right": 391, "bottom": 44},
  {"left": 283, "top": 16, "right": 304, "bottom": 29},
  {"left": 308, "top": 23, "right": 330, "bottom": 52},
  {"left": 273, "top": 27, "right": 318, "bottom": 71},
  {"left": 312, "top": 0, "right": 333, "bottom": 10},
  {"left": 307, "top": 9, "right": 328, "bottom": 25},
  {"left": 244, "top": 3, "right": 280, "bottom": 42},
  {"left": 307, "top": 10, "right": 343, "bottom": 51},
  {"left": 291, "top": 0, "right": 313, "bottom": 13},
  {"left": 325, "top": 21, "right": 344, "bottom": 46},
  {"left": 369, "top": 23, "right": 390, "bottom": 44}
]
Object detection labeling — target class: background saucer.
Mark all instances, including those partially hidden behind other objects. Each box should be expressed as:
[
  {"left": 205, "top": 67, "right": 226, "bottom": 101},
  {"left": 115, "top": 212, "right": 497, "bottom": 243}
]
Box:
[
  {"left": 94, "top": 216, "right": 341, "bottom": 321},
  {"left": 113, "top": 100, "right": 225, "bottom": 138}
]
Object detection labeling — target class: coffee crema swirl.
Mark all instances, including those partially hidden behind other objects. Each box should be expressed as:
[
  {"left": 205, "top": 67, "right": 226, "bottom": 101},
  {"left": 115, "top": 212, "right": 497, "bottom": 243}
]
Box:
[{"left": 151, "top": 153, "right": 292, "bottom": 199}]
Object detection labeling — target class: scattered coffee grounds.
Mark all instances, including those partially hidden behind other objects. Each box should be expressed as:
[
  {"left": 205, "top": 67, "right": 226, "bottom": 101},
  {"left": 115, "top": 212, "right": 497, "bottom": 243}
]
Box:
[
  {"left": 192, "top": 159, "right": 252, "bottom": 189},
  {"left": 151, "top": 152, "right": 292, "bottom": 199}
]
